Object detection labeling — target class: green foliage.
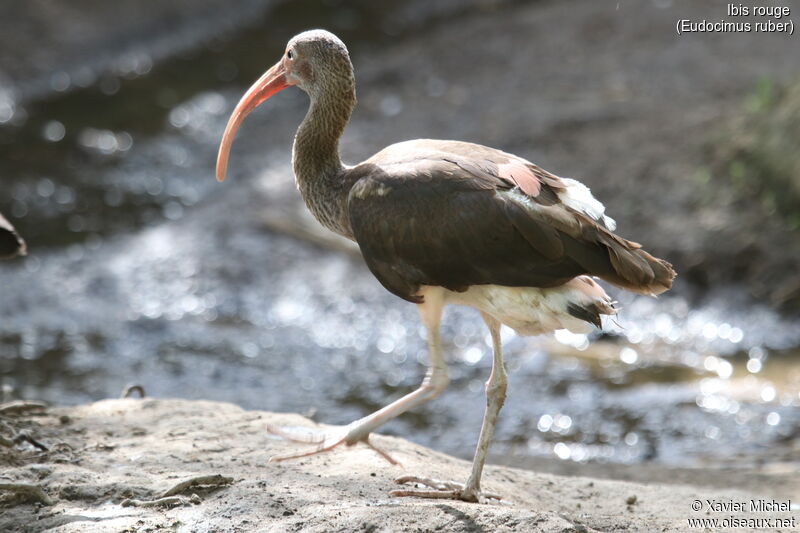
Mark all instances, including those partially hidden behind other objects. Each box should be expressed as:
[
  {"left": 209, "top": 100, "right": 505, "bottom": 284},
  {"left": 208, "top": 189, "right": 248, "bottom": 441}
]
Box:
[
  {"left": 711, "top": 77, "right": 800, "bottom": 229},
  {"left": 745, "top": 77, "right": 775, "bottom": 113}
]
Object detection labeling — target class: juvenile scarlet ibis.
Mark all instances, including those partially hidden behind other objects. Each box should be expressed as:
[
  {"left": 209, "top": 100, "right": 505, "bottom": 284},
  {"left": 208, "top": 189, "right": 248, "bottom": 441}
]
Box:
[
  {"left": 0, "top": 213, "right": 25, "bottom": 259},
  {"left": 216, "top": 30, "right": 675, "bottom": 503}
]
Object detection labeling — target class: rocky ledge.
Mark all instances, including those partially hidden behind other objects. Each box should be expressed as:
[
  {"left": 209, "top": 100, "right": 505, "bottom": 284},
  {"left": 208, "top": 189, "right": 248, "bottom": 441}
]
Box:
[{"left": 0, "top": 398, "right": 794, "bottom": 532}]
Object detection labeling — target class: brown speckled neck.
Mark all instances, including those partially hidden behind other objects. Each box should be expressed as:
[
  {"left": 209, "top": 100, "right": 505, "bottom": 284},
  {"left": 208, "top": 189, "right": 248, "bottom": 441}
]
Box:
[{"left": 291, "top": 65, "right": 356, "bottom": 238}]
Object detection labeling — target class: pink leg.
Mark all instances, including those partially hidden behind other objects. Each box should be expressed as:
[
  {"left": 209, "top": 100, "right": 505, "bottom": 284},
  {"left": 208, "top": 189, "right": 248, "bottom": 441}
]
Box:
[
  {"left": 269, "top": 287, "right": 449, "bottom": 464},
  {"left": 392, "top": 312, "right": 507, "bottom": 503}
]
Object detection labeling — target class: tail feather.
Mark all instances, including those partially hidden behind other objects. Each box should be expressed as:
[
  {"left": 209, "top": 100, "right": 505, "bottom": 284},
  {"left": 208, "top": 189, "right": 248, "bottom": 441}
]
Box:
[
  {"left": 600, "top": 233, "right": 675, "bottom": 295},
  {"left": 0, "top": 213, "right": 26, "bottom": 259},
  {"left": 564, "top": 276, "right": 617, "bottom": 330},
  {"left": 566, "top": 302, "right": 603, "bottom": 328}
]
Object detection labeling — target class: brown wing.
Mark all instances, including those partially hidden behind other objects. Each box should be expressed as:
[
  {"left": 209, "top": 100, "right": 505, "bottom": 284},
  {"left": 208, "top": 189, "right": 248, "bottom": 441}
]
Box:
[
  {"left": 0, "top": 213, "right": 25, "bottom": 259},
  {"left": 347, "top": 142, "right": 674, "bottom": 303}
]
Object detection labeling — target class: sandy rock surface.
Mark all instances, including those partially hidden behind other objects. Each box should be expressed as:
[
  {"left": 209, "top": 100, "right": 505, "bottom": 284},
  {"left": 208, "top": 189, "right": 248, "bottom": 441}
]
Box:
[{"left": 1, "top": 398, "right": 795, "bottom": 532}]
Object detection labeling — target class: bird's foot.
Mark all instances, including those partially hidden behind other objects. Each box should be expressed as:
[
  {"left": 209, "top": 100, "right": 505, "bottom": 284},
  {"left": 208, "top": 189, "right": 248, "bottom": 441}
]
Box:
[
  {"left": 266, "top": 424, "right": 400, "bottom": 465},
  {"left": 390, "top": 476, "right": 501, "bottom": 503}
]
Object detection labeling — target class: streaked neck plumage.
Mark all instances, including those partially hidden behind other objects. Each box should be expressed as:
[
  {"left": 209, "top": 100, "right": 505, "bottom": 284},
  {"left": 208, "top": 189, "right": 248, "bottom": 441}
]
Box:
[{"left": 292, "top": 74, "right": 356, "bottom": 238}]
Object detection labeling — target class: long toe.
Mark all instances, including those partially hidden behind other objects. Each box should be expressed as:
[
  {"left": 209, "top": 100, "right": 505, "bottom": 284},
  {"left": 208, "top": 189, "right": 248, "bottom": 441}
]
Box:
[
  {"left": 390, "top": 476, "right": 501, "bottom": 503},
  {"left": 267, "top": 424, "right": 331, "bottom": 445},
  {"left": 266, "top": 424, "right": 399, "bottom": 465}
]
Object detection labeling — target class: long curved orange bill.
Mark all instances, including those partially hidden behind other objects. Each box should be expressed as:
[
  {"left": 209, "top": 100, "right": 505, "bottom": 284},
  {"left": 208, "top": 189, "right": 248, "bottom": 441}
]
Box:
[{"left": 216, "top": 60, "right": 290, "bottom": 182}]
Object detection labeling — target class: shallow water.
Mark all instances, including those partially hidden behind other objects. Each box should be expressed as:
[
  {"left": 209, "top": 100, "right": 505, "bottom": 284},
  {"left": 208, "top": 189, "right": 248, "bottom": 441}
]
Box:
[{"left": 1, "top": 1, "right": 799, "bottom": 470}]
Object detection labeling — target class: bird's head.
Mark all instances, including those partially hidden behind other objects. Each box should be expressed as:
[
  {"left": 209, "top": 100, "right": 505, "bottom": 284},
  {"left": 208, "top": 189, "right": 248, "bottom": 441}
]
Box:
[
  {"left": 285, "top": 30, "right": 353, "bottom": 95},
  {"left": 216, "top": 29, "right": 354, "bottom": 182}
]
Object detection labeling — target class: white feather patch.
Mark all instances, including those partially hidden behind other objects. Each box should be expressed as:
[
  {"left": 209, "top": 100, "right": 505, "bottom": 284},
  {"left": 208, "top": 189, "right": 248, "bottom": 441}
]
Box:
[
  {"left": 444, "top": 282, "right": 614, "bottom": 336},
  {"left": 558, "top": 178, "right": 617, "bottom": 231}
]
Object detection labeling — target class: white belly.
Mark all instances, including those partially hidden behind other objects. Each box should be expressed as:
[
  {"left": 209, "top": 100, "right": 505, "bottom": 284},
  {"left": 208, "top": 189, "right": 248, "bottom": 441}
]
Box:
[{"left": 435, "top": 277, "right": 616, "bottom": 336}]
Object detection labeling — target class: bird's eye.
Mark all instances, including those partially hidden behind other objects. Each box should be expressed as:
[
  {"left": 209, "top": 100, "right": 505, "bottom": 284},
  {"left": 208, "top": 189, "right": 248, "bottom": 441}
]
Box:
[{"left": 287, "top": 50, "right": 293, "bottom": 59}]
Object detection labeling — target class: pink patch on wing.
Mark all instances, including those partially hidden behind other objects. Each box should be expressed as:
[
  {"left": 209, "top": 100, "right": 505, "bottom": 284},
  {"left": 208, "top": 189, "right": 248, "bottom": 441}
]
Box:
[{"left": 497, "top": 160, "right": 541, "bottom": 196}]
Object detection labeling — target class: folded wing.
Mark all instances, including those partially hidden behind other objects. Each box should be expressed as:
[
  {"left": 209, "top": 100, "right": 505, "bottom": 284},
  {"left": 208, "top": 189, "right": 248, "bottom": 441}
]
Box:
[{"left": 347, "top": 141, "right": 674, "bottom": 303}]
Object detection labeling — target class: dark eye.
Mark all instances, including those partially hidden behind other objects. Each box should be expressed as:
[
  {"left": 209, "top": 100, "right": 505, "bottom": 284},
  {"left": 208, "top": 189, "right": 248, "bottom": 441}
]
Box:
[{"left": 286, "top": 50, "right": 293, "bottom": 59}]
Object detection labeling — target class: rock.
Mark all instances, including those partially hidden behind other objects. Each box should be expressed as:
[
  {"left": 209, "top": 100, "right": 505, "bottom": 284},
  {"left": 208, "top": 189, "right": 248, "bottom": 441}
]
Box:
[{"left": 1, "top": 398, "right": 793, "bottom": 532}]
